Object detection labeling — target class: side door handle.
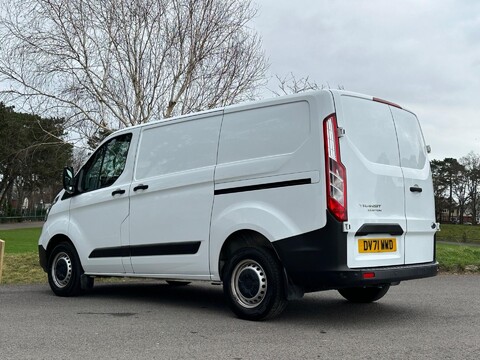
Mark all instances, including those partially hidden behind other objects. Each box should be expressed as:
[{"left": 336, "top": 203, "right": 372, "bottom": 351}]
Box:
[
  {"left": 133, "top": 184, "right": 149, "bottom": 192},
  {"left": 410, "top": 186, "right": 423, "bottom": 193},
  {"left": 111, "top": 189, "right": 126, "bottom": 196}
]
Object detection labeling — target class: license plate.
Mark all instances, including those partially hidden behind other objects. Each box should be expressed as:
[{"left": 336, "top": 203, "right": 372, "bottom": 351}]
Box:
[{"left": 358, "top": 238, "right": 397, "bottom": 253}]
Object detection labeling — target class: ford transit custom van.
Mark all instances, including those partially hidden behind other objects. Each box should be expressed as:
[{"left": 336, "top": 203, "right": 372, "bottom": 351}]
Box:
[{"left": 39, "top": 90, "right": 438, "bottom": 320}]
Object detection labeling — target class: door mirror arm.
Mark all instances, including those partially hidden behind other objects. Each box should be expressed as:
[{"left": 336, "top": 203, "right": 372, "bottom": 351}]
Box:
[{"left": 63, "top": 166, "right": 75, "bottom": 194}]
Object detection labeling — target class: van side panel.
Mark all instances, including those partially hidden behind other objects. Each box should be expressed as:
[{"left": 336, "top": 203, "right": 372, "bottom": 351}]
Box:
[
  {"left": 128, "top": 115, "right": 222, "bottom": 278},
  {"left": 210, "top": 95, "right": 335, "bottom": 280},
  {"left": 215, "top": 101, "right": 312, "bottom": 183}
]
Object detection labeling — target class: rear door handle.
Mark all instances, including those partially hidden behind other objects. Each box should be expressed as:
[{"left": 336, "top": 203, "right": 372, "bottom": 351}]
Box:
[
  {"left": 410, "top": 186, "right": 423, "bottom": 193},
  {"left": 133, "top": 184, "right": 149, "bottom": 192},
  {"left": 111, "top": 189, "right": 126, "bottom": 196}
]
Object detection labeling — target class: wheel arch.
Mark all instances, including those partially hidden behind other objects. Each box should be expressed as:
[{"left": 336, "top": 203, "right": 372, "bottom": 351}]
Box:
[
  {"left": 218, "top": 229, "right": 279, "bottom": 281},
  {"left": 47, "top": 234, "right": 75, "bottom": 255},
  {"left": 46, "top": 234, "right": 76, "bottom": 263}
]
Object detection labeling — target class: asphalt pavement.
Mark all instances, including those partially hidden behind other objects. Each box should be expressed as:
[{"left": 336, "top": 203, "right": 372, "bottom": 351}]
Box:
[
  {"left": 1, "top": 274, "right": 479, "bottom": 359},
  {"left": 0, "top": 221, "right": 44, "bottom": 230}
]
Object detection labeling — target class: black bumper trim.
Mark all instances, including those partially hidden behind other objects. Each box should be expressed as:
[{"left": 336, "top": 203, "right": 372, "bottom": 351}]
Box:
[
  {"left": 292, "top": 262, "right": 439, "bottom": 291},
  {"left": 38, "top": 245, "right": 47, "bottom": 272},
  {"left": 355, "top": 223, "right": 404, "bottom": 237},
  {"left": 89, "top": 241, "right": 201, "bottom": 258}
]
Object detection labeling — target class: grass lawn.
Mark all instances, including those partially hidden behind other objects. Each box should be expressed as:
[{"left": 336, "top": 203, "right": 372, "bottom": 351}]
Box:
[
  {"left": 0, "top": 227, "right": 45, "bottom": 284},
  {"left": 436, "top": 243, "right": 480, "bottom": 273},
  {"left": 0, "top": 228, "right": 41, "bottom": 253},
  {"left": 2, "top": 253, "right": 46, "bottom": 284},
  {"left": 0, "top": 227, "right": 479, "bottom": 285},
  {"left": 437, "top": 223, "right": 480, "bottom": 244}
]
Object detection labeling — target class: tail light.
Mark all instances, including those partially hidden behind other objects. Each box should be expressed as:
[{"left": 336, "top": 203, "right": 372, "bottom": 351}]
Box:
[{"left": 323, "top": 114, "right": 348, "bottom": 222}]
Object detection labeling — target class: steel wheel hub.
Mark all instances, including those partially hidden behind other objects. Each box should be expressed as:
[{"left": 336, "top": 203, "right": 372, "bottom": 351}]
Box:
[
  {"left": 231, "top": 259, "right": 267, "bottom": 308},
  {"left": 51, "top": 252, "right": 73, "bottom": 288}
]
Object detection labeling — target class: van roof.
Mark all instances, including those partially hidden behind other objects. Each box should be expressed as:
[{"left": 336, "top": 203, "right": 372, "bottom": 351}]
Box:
[{"left": 103, "top": 89, "right": 409, "bottom": 141}]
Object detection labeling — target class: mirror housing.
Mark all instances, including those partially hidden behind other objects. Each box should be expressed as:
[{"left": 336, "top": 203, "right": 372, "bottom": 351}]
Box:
[{"left": 63, "top": 166, "right": 75, "bottom": 194}]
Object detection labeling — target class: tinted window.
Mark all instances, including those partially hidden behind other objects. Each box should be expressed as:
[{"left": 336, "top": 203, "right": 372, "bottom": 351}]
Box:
[{"left": 81, "top": 133, "right": 132, "bottom": 192}]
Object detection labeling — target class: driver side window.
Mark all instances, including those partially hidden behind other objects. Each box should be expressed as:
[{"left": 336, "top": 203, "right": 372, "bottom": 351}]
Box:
[{"left": 81, "top": 133, "right": 132, "bottom": 192}]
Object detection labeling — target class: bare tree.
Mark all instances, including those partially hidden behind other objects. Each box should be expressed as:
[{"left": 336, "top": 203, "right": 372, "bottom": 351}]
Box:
[
  {"left": 0, "top": 0, "right": 267, "bottom": 143},
  {"left": 270, "top": 72, "right": 344, "bottom": 96},
  {"left": 460, "top": 152, "right": 480, "bottom": 224},
  {"left": 452, "top": 163, "right": 468, "bottom": 224}
]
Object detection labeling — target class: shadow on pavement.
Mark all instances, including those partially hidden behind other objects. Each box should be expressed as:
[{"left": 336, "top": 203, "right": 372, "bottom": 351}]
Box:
[{"left": 78, "top": 280, "right": 428, "bottom": 326}]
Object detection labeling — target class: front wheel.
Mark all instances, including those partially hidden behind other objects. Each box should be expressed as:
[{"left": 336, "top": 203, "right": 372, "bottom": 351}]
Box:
[
  {"left": 47, "top": 242, "right": 83, "bottom": 297},
  {"left": 223, "top": 247, "right": 287, "bottom": 321},
  {"left": 338, "top": 285, "right": 390, "bottom": 303}
]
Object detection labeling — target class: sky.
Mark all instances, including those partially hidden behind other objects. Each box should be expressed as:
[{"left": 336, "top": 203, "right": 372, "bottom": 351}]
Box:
[{"left": 251, "top": 0, "right": 480, "bottom": 161}]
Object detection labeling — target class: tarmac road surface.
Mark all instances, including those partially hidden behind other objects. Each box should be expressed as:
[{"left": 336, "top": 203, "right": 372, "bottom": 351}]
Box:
[
  {"left": 0, "top": 274, "right": 479, "bottom": 359},
  {"left": 0, "top": 221, "right": 44, "bottom": 230}
]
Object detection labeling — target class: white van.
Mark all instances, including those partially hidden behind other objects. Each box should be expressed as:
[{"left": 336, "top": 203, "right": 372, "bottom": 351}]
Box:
[{"left": 39, "top": 90, "right": 438, "bottom": 320}]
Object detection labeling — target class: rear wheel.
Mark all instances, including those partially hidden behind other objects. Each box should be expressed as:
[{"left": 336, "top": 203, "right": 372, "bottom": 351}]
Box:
[
  {"left": 223, "top": 247, "right": 287, "bottom": 321},
  {"left": 47, "top": 242, "right": 83, "bottom": 297},
  {"left": 338, "top": 285, "right": 390, "bottom": 303}
]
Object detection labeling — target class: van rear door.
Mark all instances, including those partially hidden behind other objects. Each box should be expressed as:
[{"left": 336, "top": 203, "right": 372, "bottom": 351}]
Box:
[
  {"left": 333, "top": 91, "right": 435, "bottom": 269},
  {"left": 390, "top": 107, "right": 436, "bottom": 264},
  {"left": 333, "top": 93, "right": 407, "bottom": 268}
]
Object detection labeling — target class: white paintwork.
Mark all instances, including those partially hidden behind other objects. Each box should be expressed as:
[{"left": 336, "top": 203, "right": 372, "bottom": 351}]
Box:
[
  {"left": 129, "top": 115, "right": 222, "bottom": 276},
  {"left": 39, "top": 89, "right": 436, "bottom": 283},
  {"left": 334, "top": 94, "right": 406, "bottom": 268},
  {"left": 218, "top": 102, "right": 310, "bottom": 164},
  {"left": 209, "top": 173, "right": 325, "bottom": 280}
]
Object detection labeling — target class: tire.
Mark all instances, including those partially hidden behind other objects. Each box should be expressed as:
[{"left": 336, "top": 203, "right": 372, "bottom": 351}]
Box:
[
  {"left": 338, "top": 285, "right": 390, "bottom": 303},
  {"left": 166, "top": 280, "right": 191, "bottom": 286},
  {"left": 223, "top": 247, "right": 287, "bottom": 321},
  {"left": 47, "top": 242, "right": 83, "bottom": 297}
]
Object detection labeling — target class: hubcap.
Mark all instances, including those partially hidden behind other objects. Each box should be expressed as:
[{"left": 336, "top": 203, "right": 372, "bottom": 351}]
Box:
[
  {"left": 51, "top": 252, "right": 73, "bottom": 288},
  {"left": 231, "top": 259, "right": 267, "bottom": 308}
]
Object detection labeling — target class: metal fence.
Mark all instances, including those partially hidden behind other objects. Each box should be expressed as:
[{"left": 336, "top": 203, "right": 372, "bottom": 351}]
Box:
[{"left": 0, "top": 208, "right": 47, "bottom": 223}]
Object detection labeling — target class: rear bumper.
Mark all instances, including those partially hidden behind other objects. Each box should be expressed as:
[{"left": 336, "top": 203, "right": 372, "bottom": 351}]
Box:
[
  {"left": 273, "top": 212, "right": 438, "bottom": 292},
  {"left": 284, "top": 262, "right": 438, "bottom": 292}
]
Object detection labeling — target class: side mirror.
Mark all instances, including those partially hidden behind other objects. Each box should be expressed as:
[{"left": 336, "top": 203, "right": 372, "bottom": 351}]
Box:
[{"left": 63, "top": 166, "right": 75, "bottom": 194}]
